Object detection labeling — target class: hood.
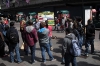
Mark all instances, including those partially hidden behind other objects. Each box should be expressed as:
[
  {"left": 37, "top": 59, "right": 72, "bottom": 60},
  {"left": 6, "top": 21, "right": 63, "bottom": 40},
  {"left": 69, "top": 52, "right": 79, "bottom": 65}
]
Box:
[
  {"left": 65, "top": 33, "right": 75, "bottom": 39},
  {"left": 26, "top": 26, "right": 34, "bottom": 33},
  {"left": 38, "top": 28, "right": 46, "bottom": 33}
]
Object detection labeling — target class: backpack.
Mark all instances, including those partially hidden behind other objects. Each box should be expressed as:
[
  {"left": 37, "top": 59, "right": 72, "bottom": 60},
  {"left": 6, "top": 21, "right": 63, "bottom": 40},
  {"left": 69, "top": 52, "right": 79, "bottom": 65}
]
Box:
[
  {"left": 67, "top": 38, "right": 81, "bottom": 57},
  {"left": 9, "top": 29, "right": 18, "bottom": 44}
]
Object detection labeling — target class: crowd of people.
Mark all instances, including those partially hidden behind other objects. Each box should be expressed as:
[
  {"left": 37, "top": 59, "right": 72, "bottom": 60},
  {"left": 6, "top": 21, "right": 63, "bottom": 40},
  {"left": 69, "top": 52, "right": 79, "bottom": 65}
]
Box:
[{"left": 0, "top": 16, "right": 96, "bottom": 66}]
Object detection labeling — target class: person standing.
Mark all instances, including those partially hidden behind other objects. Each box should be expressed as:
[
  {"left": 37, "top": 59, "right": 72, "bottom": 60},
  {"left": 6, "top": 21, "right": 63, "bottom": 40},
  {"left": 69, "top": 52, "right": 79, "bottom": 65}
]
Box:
[
  {"left": 24, "top": 20, "right": 38, "bottom": 64},
  {"left": 62, "top": 28, "right": 77, "bottom": 66},
  {"left": 20, "top": 20, "right": 29, "bottom": 55},
  {"left": 35, "top": 19, "right": 40, "bottom": 30},
  {"left": 85, "top": 19, "right": 95, "bottom": 57},
  {"left": 6, "top": 22, "right": 22, "bottom": 63},
  {"left": 45, "top": 20, "right": 53, "bottom": 50},
  {"left": 54, "top": 17, "right": 59, "bottom": 31},
  {"left": 76, "top": 17, "right": 84, "bottom": 49},
  {"left": 0, "top": 30, "right": 6, "bottom": 57},
  {"left": 38, "top": 22, "right": 56, "bottom": 63}
]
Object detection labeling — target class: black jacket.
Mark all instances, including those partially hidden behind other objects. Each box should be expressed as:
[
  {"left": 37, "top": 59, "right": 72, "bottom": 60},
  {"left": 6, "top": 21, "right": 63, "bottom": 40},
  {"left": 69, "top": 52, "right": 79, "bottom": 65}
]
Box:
[
  {"left": 86, "top": 24, "right": 95, "bottom": 39},
  {"left": 6, "top": 26, "right": 19, "bottom": 43}
]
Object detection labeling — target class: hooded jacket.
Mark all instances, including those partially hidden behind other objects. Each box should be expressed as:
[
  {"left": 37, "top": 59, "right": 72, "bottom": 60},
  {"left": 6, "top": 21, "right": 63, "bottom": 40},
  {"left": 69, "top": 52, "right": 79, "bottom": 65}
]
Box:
[
  {"left": 25, "top": 26, "right": 38, "bottom": 46},
  {"left": 62, "top": 33, "right": 77, "bottom": 55},
  {"left": 38, "top": 28, "right": 49, "bottom": 45}
]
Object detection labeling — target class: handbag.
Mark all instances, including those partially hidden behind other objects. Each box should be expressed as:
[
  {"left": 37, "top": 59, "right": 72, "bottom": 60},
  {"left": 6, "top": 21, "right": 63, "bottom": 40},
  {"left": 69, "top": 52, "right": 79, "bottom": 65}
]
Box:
[
  {"left": 20, "top": 43, "right": 24, "bottom": 50},
  {"left": 20, "top": 42, "right": 28, "bottom": 50}
]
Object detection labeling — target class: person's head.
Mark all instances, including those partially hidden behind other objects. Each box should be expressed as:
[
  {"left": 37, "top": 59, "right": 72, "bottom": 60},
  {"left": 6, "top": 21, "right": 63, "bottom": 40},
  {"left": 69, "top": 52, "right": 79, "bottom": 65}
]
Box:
[
  {"left": 5, "top": 26, "right": 9, "bottom": 31},
  {"left": 36, "top": 19, "right": 39, "bottom": 22},
  {"left": 27, "top": 20, "right": 33, "bottom": 25},
  {"left": 40, "top": 22, "right": 46, "bottom": 28},
  {"left": 73, "top": 22, "right": 78, "bottom": 29},
  {"left": 22, "top": 20, "right": 26, "bottom": 23},
  {"left": 45, "top": 20, "right": 48, "bottom": 28},
  {"left": 55, "top": 17, "right": 57, "bottom": 19},
  {"left": 87, "top": 19, "right": 92, "bottom": 25},
  {"left": 10, "top": 22, "right": 15, "bottom": 27},
  {"left": 62, "top": 17, "right": 64, "bottom": 19},
  {"left": 76, "top": 17, "right": 82, "bottom": 22},
  {"left": 1, "top": 19, "right": 5, "bottom": 24},
  {"left": 65, "top": 28, "right": 73, "bottom": 35},
  {"left": 69, "top": 19, "right": 73, "bottom": 22}
]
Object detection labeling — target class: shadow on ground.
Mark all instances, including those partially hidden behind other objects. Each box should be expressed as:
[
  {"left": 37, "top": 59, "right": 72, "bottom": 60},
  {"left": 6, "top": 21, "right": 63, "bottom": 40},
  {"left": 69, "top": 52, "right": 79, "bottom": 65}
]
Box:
[
  {"left": 56, "top": 38, "right": 63, "bottom": 44},
  {"left": 53, "top": 48, "right": 61, "bottom": 53},
  {"left": 40, "top": 63, "right": 58, "bottom": 66},
  {"left": 92, "top": 56, "right": 100, "bottom": 61},
  {"left": 78, "top": 61, "right": 100, "bottom": 66},
  {"left": 1, "top": 49, "right": 42, "bottom": 63},
  {"left": 0, "top": 63, "right": 6, "bottom": 66}
]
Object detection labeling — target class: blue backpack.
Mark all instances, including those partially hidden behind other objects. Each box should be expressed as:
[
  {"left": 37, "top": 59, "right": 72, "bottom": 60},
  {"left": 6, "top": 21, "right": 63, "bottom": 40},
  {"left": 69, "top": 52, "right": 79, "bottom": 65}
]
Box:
[{"left": 67, "top": 38, "right": 81, "bottom": 57}]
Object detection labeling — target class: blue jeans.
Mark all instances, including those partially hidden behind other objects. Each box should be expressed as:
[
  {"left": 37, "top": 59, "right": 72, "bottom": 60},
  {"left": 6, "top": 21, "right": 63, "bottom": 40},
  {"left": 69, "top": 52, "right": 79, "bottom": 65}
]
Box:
[
  {"left": 9, "top": 43, "right": 22, "bottom": 62},
  {"left": 49, "top": 37, "right": 52, "bottom": 47},
  {"left": 40, "top": 43, "right": 54, "bottom": 62},
  {"left": 62, "top": 56, "right": 65, "bottom": 63},
  {"left": 24, "top": 43, "right": 30, "bottom": 55},
  {"left": 79, "top": 35, "right": 83, "bottom": 49},
  {"left": 85, "top": 38, "right": 94, "bottom": 54},
  {"left": 64, "top": 53, "right": 77, "bottom": 66},
  {"left": 29, "top": 44, "right": 36, "bottom": 63}
]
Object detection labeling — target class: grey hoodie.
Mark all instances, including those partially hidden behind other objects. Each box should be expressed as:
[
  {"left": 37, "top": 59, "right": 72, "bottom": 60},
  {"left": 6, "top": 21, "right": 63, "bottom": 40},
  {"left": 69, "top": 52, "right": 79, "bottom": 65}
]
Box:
[
  {"left": 26, "top": 26, "right": 34, "bottom": 33},
  {"left": 38, "top": 28, "right": 49, "bottom": 45},
  {"left": 62, "top": 33, "right": 77, "bottom": 54}
]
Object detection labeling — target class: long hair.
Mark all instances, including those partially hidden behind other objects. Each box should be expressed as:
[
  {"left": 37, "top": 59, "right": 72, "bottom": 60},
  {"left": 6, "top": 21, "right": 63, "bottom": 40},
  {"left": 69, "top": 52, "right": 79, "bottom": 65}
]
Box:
[
  {"left": 45, "top": 20, "right": 48, "bottom": 28},
  {"left": 40, "top": 22, "right": 46, "bottom": 28},
  {"left": 73, "top": 21, "right": 78, "bottom": 29}
]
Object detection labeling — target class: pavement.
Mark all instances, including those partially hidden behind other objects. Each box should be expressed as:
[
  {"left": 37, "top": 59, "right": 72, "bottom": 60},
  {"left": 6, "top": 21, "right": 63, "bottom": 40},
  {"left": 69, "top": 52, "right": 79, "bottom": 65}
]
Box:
[{"left": 0, "top": 23, "right": 100, "bottom": 66}]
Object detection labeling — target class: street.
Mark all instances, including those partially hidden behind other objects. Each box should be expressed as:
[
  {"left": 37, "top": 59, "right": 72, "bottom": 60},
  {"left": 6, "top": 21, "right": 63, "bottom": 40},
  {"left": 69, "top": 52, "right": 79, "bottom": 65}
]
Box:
[{"left": 0, "top": 23, "right": 100, "bottom": 66}]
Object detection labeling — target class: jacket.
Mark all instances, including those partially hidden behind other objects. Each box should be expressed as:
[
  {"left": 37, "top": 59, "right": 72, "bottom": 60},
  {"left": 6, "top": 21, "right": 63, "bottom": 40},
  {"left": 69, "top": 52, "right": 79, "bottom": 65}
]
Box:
[
  {"left": 38, "top": 28, "right": 49, "bottom": 44},
  {"left": 6, "top": 26, "right": 19, "bottom": 43},
  {"left": 25, "top": 26, "right": 38, "bottom": 46},
  {"left": 86, "top": 24, "right": 95, "bottom": 39},
  {"left": 62, "top": 33, "right": 76, "bottom": 55},
  {"left": 48, "top": 26, "right": 52, "bottom": 37}
]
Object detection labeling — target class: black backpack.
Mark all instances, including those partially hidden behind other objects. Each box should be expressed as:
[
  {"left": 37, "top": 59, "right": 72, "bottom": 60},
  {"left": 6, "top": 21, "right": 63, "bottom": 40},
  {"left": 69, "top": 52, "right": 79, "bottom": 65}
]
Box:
[{"left": 9, "top": 29, "right": 18, "bottom": 44}]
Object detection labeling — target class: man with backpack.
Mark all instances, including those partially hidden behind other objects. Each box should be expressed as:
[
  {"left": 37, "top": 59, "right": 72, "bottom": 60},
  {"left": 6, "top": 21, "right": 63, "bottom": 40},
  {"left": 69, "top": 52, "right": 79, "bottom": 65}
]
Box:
[
  {"left": 62, "top": 28, "right": 80, "bottom": 66},
  {"left": 6, "top": 22, "right": 22, "bottom": 63},
  {"left": 85, "top": 19, "right": 95, "bottom": 57}
]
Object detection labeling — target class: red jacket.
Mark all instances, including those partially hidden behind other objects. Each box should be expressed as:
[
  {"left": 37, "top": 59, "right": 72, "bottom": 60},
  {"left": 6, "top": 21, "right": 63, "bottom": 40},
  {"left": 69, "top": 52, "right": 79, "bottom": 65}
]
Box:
[
  {"left": 24, "top": 26, "right": 38, "bottom": 46},
  {"left": 4, "top": 20, "right": 8, "bottom": 25}
]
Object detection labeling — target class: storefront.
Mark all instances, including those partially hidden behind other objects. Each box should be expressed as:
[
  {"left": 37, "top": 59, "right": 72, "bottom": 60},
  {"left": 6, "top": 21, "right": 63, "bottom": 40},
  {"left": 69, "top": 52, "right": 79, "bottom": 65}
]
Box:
[{"left": 38, "top": 11, "right": 54, "bottom": 25}]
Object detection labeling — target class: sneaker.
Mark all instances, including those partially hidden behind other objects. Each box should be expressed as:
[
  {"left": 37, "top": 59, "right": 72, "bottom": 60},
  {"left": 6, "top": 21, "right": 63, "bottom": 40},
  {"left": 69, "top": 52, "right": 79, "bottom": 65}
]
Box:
[
  {"left": 11, "top": 61, "right": 14, "bottom": 63},
  {"left": 43, "top": 61, "right": 46, "bottom": 64},
  {"left": 17, "top": 61, "right": 23, "bottom": 64},
  {"left": 61, "top": 62, "right": 65, "bottom": 64},
  {"left": 31, "top": 62, "right": 35, "bottom": 64},
  {"left": 34, "top": 60, "right": 37, "bottom": 63},
  {"left": 51, "top": 59, "right": 56, "bottom": 61},
  {"left": 85, "top": 54, "right": 89, "bottom": 57},
  {"left": 30, "top": 60, "right": 37, "bottom": 64}
]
